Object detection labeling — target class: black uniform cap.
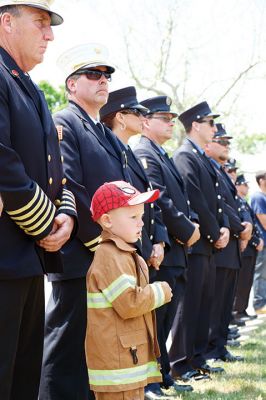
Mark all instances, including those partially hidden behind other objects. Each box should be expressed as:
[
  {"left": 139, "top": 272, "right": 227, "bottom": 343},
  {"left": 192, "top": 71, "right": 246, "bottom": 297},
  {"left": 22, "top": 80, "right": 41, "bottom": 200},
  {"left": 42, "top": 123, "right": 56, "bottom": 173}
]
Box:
[
  {"left": 235, "top": 174, "right": 248, "bottom": 186},
  {"left": 224, "top": 158, "right": 238, "bottom": 172},
  {"left": 178, "top": 101, "right": 220, "bottom": 129},
  {"left": 100, "top": 86, "right": 148, "bottom": 120},
  {"left": 140, "top": 96, "right": 177, "bottom": 117},
  {"left": 214, "top": 123, "right": 232, "bottom": 139}
]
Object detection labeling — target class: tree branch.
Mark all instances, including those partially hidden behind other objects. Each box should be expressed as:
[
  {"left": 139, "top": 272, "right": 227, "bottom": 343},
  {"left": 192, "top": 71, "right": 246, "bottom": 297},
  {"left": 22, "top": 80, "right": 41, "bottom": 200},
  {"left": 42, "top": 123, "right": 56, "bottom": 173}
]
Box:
[{"left": 214, "top": 62, "right": 260, "bottom": 107}]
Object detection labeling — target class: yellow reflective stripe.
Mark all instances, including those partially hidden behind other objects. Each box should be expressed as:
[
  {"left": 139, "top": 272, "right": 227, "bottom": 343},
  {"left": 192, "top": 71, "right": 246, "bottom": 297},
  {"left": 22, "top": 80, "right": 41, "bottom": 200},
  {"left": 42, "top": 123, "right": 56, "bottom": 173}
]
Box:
[
  {"left": 84, "top": 236, "right": 101, "bottom": 248},
  {"left": 87, "top": 292, "right": 112, "bottom": 309},
  {"left": 89, "top": 245, "right": 99, "bottom": 252},
  {"left": 12, "top": 194, "right": 48, "bottom": 226},
  {"left": 151, "top": 282, "right": 165, "bottom": 309},
  {"left": 7, "top": 185, "right": 40, "bottom": 216},
  {"left": 24, "top": 204, "right": 56, "bottom": 236},
  {"left": 88, "top": 361, "right": 161, "bottom": 386},
  {"left": 102, "top": 274, "right": 136, "bottom": 303},
  {"left": 18, "top": 201, "right": 54, "bottom": 232}
]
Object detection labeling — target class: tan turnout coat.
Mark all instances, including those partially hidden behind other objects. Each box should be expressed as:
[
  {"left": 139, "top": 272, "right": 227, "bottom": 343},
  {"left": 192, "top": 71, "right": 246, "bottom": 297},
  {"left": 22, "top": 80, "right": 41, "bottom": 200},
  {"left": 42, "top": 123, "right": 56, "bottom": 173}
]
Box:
[{"left": 86, "top": 231, "right": 170, "bottom": 393}]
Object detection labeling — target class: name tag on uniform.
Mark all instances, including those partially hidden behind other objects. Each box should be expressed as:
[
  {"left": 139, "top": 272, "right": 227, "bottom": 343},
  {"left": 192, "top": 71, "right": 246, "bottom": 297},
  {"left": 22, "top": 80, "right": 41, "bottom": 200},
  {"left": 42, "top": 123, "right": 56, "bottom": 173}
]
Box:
[
  {"left": 141, "top": 157, "right": 148, "bottom": 169},
  {"left": 56, "top": 125, "right": 63, "bottom": 141}
]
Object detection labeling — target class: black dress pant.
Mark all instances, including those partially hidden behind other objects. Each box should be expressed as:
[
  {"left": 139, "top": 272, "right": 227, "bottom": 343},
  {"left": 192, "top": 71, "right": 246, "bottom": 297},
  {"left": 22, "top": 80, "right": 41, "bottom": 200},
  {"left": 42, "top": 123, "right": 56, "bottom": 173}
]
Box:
[
  {"left": 39, "top": 277, "right": 95, "bottom": 400},
  {"left": 234, "top": 254, "right": 257, "bottom": 313},
  {"left": 206, "top": 267, "right": 239, "bottom": 359},
  {"left": 0, "top": 276, "right": 44, "bottom": 400},
  {"left": 169, "top": 254, "right": 216, "bottom": 375},
  {"left": 152, "top": 266, "right": 186, "bottom": 386}
]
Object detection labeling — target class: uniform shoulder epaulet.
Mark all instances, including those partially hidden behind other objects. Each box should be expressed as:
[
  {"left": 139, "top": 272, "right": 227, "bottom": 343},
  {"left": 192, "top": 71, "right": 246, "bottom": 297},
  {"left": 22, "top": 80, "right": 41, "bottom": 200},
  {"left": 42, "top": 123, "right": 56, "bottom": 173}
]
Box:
[{"left": 56, "top": 125, "right": 63, "bottom": 141}]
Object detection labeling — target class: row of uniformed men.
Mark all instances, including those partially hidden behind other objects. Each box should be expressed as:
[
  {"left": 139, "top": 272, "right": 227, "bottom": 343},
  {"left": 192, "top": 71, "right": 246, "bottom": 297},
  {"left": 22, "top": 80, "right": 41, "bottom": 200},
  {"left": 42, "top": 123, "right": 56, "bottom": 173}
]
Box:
[{"left": 39, "top": 41, "right": 263, "bottom": 400}]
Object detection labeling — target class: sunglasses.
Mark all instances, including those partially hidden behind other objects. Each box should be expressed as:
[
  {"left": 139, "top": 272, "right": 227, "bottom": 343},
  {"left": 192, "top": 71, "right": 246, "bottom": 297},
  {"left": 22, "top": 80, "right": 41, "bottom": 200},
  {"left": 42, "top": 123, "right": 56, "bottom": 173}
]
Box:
[
  {"left": 198, "top": 119, "right": 215, "bottom": 127},
  {"left": 76, "top": 69, "right": 112, "bottom": 82},
  {"left": 212, "top": 139, "right": 231, "bottom": 146},
  {"left": 149, "top": 116, "right": 176, "bottom": 124},
  {"left": 120, "top": 109, "right": 143, "bottom": 117}
]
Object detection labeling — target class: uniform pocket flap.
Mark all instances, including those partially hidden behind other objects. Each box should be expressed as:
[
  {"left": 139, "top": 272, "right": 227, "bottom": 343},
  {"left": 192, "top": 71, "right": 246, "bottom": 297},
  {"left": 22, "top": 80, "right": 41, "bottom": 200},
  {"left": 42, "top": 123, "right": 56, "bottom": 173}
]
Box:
[{"left": 119, "top": 330, "right": 148, "bottom": 348}]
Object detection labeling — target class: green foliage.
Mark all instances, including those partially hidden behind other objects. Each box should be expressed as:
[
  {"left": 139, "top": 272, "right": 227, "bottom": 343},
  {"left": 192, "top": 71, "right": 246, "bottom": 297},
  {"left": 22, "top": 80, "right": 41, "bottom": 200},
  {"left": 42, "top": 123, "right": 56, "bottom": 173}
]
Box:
[
  {"left": 38, "top": 80, "right": 67, "bottom": 113},
  {"left": 236, "top": 133, "right": 266, "bottom": 154}
]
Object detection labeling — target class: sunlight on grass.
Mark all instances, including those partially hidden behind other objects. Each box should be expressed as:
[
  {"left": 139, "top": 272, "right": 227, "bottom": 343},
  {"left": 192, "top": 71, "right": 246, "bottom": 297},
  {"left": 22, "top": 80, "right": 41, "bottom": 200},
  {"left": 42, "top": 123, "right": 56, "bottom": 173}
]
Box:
[{"left": 173, "top": 324, "right": 266, "bottom": 400}]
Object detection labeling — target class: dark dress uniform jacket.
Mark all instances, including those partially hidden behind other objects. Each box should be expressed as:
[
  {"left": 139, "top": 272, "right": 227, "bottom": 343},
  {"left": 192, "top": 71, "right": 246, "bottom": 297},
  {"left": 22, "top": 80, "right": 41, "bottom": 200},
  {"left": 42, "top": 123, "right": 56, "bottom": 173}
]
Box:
[
  {"left": 173, "top": 139, "right": 229, "bottom": 256},
  {"left": 134, "top": 136, "right": 195, "bottom": 267},
  {"left": 0, "top": 48, "right": 76, "bottom": 279},
  {"left": 119, "top": 143, "right": 169, "bottom": 262},
  {"left": 240, "top": 198, "right": 261, "bottom": 257},
  {"left": 50, "top": 101, "right": 129, "bottom": 281},
  {"left": 212, "top": 164, "right": 244, "bottom": 269}
]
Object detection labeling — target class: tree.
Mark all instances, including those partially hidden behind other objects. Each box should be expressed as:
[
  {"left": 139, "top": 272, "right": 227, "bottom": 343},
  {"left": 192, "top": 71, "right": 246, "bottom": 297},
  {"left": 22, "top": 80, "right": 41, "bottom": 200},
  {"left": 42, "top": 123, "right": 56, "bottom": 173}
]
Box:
[
  {"left": 235, "top": 133, "right": 266, "bottom": 154},
  {"left": 119, "top": 0, "right": 266, "bottom": 149},
  {"left": 38, "top": 80, "right": 67, "bottom": 113}
]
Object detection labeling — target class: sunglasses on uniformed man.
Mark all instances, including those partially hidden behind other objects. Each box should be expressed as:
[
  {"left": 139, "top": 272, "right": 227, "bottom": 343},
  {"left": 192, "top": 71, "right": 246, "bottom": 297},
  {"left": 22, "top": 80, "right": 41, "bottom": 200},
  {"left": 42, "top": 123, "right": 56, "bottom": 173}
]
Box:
[
  {"left": 76, "top": 69, "right": 112, "bottom": 82},
  {"left": 148, "top": 115, "right": 176, "bottom": 124},
  {"left": 212, "top": 138, "right": 231, "bottom": 146},
  {"left": 120, "top": 109, "right": 143, "bottom": 117},
  {"left": 198, "top": 119, "right": 215, "bottom": 127}
]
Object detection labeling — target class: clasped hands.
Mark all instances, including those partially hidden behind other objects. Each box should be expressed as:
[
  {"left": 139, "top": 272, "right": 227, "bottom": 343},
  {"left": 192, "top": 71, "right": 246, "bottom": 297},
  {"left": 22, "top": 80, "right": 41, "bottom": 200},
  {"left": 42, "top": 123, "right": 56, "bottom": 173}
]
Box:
[{"left": 37, "top": 213, "right": 74, "bottom": 252}]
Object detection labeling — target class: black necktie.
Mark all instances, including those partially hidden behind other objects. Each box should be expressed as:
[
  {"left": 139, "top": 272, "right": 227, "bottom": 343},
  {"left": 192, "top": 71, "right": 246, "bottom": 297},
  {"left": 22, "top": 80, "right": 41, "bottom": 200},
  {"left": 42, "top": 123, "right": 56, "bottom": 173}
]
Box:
[
  {"left": 96, "top": 122, "right": 105, "bottom": 136},
  {"left": 164, "top": 152, "right": 174, "bottom": 165}
]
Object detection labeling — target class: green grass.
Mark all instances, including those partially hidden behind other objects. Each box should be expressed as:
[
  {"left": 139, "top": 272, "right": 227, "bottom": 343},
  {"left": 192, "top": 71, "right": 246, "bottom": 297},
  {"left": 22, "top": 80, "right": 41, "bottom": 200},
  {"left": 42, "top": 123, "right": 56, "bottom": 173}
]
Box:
[{"left": 174, "top": 322, "right": 266, "bottom": 400}]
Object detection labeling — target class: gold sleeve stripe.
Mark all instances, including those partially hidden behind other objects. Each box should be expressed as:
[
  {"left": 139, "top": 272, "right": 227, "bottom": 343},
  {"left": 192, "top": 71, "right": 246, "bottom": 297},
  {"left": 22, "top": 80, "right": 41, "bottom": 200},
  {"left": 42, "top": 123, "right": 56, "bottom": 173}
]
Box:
[
  {"left": 57, "top": 206, "right": 77, "bottom": 212},
  {"left": 7, "top": 185, "right": 40, "bottom": 216},
  {"left": 61, "top": 198, "right": 76, "bottom": 207},
  {"left": 63, "top": 188, "right": 75, "bottom": 196},
  {"left": 24, "top": 205, "right": 56, "bottom": 236},
  {"left": 58, "top": 200, "right": 75, "bottom": 207},
  {"left": 62, "top": 189, "right": 75, "bottom": 201},
  {"left": 84, "top": 235, "right": 101, "bottom": 248},
  {"left": 10, "top": 191, "right": 47, "bottom": 224},
  {"left": 18, "top": 201, "right": 55, "bottom": 232},
  {"left": 62, "top": 193, "right": 75, "bottom": 200},
  {"left": 61, "top": 199, "right": 76, "bottom": 207},
  {"left": 62, "top": 189, "right": 74, "bottom": 199}
]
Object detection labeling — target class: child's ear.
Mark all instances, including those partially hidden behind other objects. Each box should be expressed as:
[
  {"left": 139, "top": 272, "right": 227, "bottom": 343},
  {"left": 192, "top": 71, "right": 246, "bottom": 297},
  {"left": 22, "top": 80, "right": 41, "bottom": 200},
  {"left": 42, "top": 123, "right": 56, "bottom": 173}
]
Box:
[{"left": 100, "top": 213, "right": 112, "bottom": 229}]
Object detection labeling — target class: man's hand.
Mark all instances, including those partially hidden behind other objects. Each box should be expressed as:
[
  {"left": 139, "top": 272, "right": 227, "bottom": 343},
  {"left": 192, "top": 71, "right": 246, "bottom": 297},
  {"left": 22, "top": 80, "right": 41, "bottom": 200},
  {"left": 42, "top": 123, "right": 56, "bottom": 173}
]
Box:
[
  {"left": 214, "top": 227, "right": 230, "bottom": 249},
  {"left": 187, "top": 223, "right": 200, "bottom": 247},
  {"left": 256, "top": 238, "right": 264, "bottom": 252},
  {"left": 240, "top": 239, "right": 248, "bottom": 252},
  {"left": 240, "top": 221, "right": 253, "bottom": 241},
  {"left": 37, "top": 213, "right": 75, "bottom": 252},
  {"left": 147, "top": 242, "right": 165, "bottom": 270}
]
